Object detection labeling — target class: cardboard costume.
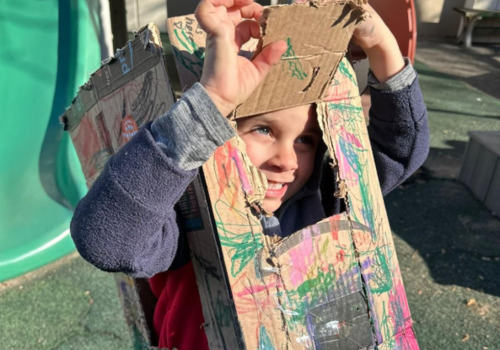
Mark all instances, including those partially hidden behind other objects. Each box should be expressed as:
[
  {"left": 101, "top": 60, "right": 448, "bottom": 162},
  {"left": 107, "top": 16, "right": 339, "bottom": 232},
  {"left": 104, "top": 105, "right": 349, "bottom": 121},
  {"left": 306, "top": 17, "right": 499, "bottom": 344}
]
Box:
[{"left": 63, "top": 1, "right": 419, "bottom": 349}]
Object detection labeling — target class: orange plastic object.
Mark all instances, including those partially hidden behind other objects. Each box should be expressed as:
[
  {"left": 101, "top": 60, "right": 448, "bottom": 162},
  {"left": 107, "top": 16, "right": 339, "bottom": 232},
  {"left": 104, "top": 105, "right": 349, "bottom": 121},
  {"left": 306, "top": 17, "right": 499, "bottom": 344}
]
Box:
[
  {"left": 371, "top": 0, "right": 417, "bottom": 63},
  {"left": 358, "top": 0, "right": 417, "bottom": 119}
]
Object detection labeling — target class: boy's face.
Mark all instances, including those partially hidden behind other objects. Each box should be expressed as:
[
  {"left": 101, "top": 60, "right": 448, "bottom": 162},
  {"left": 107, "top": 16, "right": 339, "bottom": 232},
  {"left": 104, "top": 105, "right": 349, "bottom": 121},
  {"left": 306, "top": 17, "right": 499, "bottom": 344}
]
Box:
[{"left": 237, "top": 104, "right": 322, "bottom": 213}]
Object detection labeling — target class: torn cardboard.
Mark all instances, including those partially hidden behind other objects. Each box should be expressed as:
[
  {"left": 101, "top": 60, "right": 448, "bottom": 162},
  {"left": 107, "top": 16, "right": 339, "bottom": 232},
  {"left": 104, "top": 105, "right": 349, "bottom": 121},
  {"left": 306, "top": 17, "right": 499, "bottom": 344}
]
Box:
[
  {"left": 167, "top": 0, "right": 365, "bottom": 118},
  {"left": 64, "top": 1, "right": 419, "bottom": 349},
  {"left": 168, "top": 1, "right": 419, "bottom": 349},
  {"left": 61, "top": 23, "right": 175, "bottom": 187},
  {"left": 188, "top": 62, "right": 419, "bottom": 348}
]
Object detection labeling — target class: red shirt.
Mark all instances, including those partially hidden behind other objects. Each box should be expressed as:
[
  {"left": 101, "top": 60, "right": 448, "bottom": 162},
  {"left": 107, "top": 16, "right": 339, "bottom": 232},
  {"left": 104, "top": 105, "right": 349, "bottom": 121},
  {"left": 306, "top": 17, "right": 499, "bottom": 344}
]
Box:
[{"left": 149, "top": 261, "right": 209, "bottom": 350}]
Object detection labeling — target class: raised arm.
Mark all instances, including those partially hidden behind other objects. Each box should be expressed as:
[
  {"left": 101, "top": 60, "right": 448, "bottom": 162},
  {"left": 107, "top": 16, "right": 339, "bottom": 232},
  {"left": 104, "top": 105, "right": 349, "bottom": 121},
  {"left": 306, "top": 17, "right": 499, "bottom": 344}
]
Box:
[
  {"left": 71, "top": 85, "right": 233, "bottom": 278},
  {"left": 353, "top": 4, "right": 429, "bottom": 195},
  {"left": 71, "top": 0, "right": 286, "bottom": 278}
]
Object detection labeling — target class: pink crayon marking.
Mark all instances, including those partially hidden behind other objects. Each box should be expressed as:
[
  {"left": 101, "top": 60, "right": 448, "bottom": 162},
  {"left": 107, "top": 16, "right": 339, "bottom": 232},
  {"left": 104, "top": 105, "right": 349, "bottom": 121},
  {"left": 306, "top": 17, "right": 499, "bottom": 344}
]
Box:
[
  {"left": 289, "top": 227, "right": 314, "bottom": 287},
  {"left": 236, "top": 280, "right": 281, "bottom": 298},
  {"left": 340, "top": 126, "right": 363, "bottom": 149},
  {"left": 230, "top": 148, "right": 254, "bottom": 195}
]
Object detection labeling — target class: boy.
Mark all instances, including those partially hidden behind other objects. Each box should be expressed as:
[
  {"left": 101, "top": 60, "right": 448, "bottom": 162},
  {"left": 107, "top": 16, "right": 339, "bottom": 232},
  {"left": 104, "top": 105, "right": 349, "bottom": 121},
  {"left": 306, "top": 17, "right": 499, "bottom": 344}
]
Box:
[{"left": 71, "top": 0, "right": 429, "bottom": 349}]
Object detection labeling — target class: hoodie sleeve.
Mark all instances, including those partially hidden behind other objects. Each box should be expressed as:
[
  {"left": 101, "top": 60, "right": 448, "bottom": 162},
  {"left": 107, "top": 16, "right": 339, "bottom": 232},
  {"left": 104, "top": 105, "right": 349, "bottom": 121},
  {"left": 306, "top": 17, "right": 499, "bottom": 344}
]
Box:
[
  {"left": 70, "top": 84, "right": 234, "bottom": 278},
  {"left": 367, "top": 61, "right": 430, "bottom": 196}
]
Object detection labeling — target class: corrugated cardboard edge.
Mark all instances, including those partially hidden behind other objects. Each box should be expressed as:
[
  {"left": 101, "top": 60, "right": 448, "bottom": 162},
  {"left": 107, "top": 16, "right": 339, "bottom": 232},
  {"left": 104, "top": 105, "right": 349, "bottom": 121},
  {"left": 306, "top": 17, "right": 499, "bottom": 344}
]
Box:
[{"left": 60, "top": 23, "right": 167, "bottom": 132}]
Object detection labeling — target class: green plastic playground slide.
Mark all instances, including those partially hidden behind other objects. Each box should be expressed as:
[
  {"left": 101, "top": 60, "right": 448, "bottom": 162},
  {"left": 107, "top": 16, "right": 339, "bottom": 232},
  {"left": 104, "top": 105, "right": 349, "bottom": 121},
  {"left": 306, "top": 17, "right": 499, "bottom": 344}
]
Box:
[{"left": 0, "top": 0, "right": 102, "bottom": 281}]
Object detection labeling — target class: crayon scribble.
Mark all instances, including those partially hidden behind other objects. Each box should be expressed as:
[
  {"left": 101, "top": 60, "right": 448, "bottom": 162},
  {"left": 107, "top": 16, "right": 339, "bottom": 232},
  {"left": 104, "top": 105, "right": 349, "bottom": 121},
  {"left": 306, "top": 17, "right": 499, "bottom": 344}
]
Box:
[
  {"left": 230, "top": 148, "right": 253, "bottom": 195},
  {"left": 389, "top": 279, "right": 412, "bottom": 335},
  {"left": 338, "top": 59, "right": 358, "bottom": 87},
  {"left": 172, "top": 27, "right": 205, "bottom": 79},
  {"left": 213, "top": 198, "right": 263, "bottom": 277},
  {"left": 282, "top": 37, "right": 308, "bottom": 80},
  {"left": 368, "top": 247, "right": 393, "bottom": 295},
  {"left": 258, "top": 326, "right": 275, "bottom": 350},
  {"left": 277, "top": 264, "right": 337, "bottom": 328},
  {"left": 380, "top": 301, "right": 396, "bottom": 348},
  {"left": 339, "top": 134, "right": 375, "bottom": 236},
  {"left": 324, "top": 59, "right": 359, "bottom": 101},
  {"left": 214, "top": 144, "right": 238, "bottom": 208}
]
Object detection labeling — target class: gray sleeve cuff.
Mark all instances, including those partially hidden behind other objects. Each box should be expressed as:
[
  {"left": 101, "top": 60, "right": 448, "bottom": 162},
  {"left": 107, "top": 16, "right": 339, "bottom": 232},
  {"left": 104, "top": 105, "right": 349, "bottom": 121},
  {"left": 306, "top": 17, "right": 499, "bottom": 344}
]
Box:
[
  {"left": 368, "top": 57, "right": 416, "bottom": 92},
  {"left": 150, "top": 82, "right": 236, "bottom": 170}
]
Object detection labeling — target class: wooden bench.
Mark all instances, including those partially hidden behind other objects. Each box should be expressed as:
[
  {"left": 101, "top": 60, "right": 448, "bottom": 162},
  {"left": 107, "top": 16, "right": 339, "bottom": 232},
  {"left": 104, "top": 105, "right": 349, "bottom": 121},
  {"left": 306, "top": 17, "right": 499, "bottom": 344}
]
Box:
[
  {"left": 459, "top": 131, "right": 500, "bottom": 216},
  {"left": 454, "top": 7, "right": 500, "bottom": 48}
]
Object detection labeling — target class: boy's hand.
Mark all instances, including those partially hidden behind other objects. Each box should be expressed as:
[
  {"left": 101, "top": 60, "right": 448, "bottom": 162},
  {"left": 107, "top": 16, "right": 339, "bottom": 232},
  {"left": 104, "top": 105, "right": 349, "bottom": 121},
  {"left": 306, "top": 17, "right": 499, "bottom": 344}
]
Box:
[
  {"left": 352, "top": 4, "right": 405, "bottom": 82},
  {"left": 196, "top": 0, "right": 287, "bottom": 117}
]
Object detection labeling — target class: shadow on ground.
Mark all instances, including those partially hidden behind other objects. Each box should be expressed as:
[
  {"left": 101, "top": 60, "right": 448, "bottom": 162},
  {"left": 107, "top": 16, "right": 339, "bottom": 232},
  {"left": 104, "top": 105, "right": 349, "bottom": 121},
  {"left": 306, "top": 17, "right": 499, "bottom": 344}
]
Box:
[
  {"left": 424, "top": 140, "right": 467, "bottom": 180},
  {"left": 385, "top": 160, "right": 500, "bottom": 348},
  {"left": 417, "top": 39, "right": 500, "bottom": 100},
  {"left": 387, "top": 165, "right": 500, "bottom": 297}
]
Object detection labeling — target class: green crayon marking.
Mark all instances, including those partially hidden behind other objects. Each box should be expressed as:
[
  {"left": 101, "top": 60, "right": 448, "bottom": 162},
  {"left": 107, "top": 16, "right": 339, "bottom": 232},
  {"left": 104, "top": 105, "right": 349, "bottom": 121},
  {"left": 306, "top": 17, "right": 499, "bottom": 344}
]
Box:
[
  {"left": 370, "top": 247, "right": 393, "bottom": 294},
  {"left": 258, "top": 326, "right": 275, "bottom": 350},
  {"left": 338, "top": 59, "right": 358, "bottom": 86},
  {"left": 381, "top": 301, "right": 396, "bottom": 348},
  {"left": 173, "top": 28, "right": 205, "bottom": 79},
  {"left": 277, "top": 264, "right": 338, "bottom": 330},
  {"left": 281, "top": 37, "right": 308, "bottom": 80},
  {"left": 339, "top": 134, "right": 375, "bottom": 235},
  {"left": 328, "top": 102, "right": 363, "bottom": 114},
  {"left": 214, "top": 199, "right": 263, "bottom": 277}
]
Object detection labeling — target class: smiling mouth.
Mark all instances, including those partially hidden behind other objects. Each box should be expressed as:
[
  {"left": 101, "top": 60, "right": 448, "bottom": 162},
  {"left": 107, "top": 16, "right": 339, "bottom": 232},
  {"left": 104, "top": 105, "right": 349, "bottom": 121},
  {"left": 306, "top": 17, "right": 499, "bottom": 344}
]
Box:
[
  {"left": 268, "top": 182, "right": 285, "bottom": 190},
  {"left": 265, "top": 181, "right": 289, "bottom": 199}
]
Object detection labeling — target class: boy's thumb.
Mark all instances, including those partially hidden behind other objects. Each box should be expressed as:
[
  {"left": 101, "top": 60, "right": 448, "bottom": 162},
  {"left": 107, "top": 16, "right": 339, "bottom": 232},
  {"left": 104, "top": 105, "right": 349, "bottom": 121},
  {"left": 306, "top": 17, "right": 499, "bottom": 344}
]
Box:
[{"left": 251, "top": 40, "right": 287, "bottom": 81}]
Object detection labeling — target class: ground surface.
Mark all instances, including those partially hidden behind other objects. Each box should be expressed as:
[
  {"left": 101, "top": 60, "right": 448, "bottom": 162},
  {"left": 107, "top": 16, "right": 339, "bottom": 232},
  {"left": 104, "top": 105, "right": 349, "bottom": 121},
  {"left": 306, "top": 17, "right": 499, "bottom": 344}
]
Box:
[{"left": 1, "top": 38, "right": 499, "bottom": 349}]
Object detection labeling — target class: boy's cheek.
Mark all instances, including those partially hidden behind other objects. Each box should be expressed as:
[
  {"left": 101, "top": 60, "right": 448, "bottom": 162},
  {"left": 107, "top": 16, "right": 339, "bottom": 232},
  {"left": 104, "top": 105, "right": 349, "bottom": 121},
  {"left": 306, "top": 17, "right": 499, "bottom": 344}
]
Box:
[{"left": 242, "top": 138, "right": 266, "bottom": 169}]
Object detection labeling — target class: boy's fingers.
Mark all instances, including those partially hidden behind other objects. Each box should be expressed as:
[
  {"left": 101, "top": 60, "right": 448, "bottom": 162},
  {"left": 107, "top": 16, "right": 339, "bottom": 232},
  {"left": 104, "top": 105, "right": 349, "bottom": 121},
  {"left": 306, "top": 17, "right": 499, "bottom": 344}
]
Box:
[
  {"left": 236, "top": 2, "right": 264, "bottom": 20},
  {"left": 196, "top": 0, "right": 218, "bottom": 32},
  {"left": 251, "top": 40, "right": 287, "bottom": 80},
  {"left": 227, "top": 2, "right": 262, "bottom": 26},
  {"left": 210, "top": 0, "right": 253, "bottom": 8},
  {"left": 235, "top": 20, "right": 260, "bottom": 50}
]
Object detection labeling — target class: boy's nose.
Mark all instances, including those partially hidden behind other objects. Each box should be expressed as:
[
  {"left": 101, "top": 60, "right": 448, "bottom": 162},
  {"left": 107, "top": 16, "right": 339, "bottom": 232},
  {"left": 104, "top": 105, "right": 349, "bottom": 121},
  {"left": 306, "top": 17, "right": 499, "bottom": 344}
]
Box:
[{"left": 268, "top": 143, "right": 298, "bottom": 172}]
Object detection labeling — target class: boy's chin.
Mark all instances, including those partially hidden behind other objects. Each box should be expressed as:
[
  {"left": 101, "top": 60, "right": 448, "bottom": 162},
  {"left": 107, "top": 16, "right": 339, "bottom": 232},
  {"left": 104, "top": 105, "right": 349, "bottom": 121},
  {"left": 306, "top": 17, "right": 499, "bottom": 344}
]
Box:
[{"left": 261, "top": 198, "right": 283, "bottom": 215}]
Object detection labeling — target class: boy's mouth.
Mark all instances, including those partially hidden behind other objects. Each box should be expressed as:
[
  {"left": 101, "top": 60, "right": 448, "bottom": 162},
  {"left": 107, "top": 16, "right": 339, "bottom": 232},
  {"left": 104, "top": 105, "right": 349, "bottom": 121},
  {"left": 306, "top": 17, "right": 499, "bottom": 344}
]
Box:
[{"left": 265, "top": 180, "right": 288, "bottom": 198}]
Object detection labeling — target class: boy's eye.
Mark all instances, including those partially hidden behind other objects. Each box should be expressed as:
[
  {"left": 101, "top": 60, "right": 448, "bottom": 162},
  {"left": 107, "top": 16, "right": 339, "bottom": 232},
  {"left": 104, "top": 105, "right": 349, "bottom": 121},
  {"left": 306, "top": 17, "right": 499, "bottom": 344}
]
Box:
[
  {"left": 254, "top": 126, "right": 271, "bottom": 136},
  {"left": 296, "top": 135, "right": 315, "bottom": 145}
]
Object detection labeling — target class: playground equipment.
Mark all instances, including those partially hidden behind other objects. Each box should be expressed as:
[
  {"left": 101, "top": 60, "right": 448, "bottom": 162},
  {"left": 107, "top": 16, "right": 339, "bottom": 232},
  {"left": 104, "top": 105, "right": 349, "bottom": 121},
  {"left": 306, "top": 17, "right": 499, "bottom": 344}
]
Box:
[
  {"left": 372, "top": 0, "right": 417, "bottom": 63},
  {"left": 0, "top": 0, "right": 106, "bottom": 281},
  {"left": 354, "top": 0, "right": 417, "bottom": 118}
]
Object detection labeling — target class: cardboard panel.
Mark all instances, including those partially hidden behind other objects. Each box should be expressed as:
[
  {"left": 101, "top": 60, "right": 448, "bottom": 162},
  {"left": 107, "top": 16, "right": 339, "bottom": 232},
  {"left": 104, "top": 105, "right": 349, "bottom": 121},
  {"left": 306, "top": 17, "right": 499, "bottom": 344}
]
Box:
[
  {"left": 320, "top": 63, "right": 415, "bottom": 347},
  {"left": 165, "top": 2, "right": 418, "bottom": 342},
  {"left": 62, "top": 24, "right": 175, "bottom": 187},
  {"left": 167, "top": 1, "right": 365, "bottom": 118},
  {"left": 189, "top": 55, "right": 418, "bottom": 348}
]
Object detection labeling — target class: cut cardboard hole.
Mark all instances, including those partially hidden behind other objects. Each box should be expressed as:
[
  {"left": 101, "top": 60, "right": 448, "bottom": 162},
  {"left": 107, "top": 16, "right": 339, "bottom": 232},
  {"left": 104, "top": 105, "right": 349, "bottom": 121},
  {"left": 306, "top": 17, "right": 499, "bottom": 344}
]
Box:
[{"left": 301, "top": 67, "right": 320, "bottom": 93}]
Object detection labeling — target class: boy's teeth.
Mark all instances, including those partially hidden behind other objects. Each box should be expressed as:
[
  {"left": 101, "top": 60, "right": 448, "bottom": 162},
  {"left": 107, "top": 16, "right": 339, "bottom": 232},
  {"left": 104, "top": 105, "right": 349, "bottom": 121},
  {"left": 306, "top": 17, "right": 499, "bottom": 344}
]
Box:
[{"left": 268, "top": 182, "right": 284, "bottom": 190}]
